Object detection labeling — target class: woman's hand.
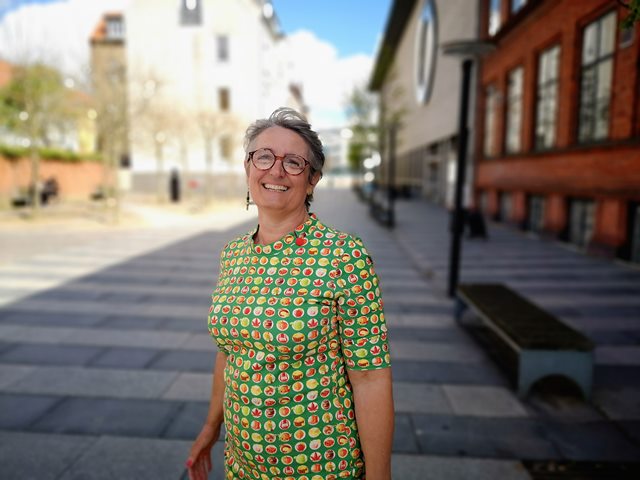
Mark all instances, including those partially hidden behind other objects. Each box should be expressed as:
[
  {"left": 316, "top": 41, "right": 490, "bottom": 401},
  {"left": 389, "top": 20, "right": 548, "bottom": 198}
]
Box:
[{"left": 185, "top": 423, "right": 221, "bottom": 480}]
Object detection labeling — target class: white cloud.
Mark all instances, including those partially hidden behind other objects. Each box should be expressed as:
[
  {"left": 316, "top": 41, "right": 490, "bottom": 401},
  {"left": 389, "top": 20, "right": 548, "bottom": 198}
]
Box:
[
  {"left": 283, "top": 30, "right": 373, "bottom": 129},
  {"left": 0, "top": 0, "right": 130, "bottom": 80}
]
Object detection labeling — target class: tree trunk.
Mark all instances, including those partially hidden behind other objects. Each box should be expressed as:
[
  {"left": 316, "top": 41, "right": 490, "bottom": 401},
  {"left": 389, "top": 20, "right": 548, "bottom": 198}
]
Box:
[{"left": 28, "top": 148, "right": 41, "bottom": 218}]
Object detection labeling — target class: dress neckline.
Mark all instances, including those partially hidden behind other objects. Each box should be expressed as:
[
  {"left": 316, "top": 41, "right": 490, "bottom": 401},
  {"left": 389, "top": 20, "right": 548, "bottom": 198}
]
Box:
[{"left": 244, "top": 213, "right": 317, "bottom": 255}]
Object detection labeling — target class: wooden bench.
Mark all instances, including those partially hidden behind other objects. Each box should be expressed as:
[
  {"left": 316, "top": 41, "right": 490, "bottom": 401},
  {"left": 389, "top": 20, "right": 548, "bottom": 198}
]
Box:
[{"left": 455, "top": 283, "right": 594, "bottom": 399}]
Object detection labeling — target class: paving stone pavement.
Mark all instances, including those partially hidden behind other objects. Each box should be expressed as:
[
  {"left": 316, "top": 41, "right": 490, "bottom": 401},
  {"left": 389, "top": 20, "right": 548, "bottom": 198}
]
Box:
[{"left": 1, "top": 188, "right": 639, "bottom": 479}]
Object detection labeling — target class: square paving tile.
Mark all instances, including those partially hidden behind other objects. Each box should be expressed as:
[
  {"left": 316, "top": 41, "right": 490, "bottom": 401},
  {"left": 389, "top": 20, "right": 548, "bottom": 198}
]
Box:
[
  {"left": 393, "top": 382, "right": 453, "bottom": 414},
  {"left": 393, "top": 413, "right": 420, "bottom": 453},
  {"left": 412, "top": 414, "right": 560, "bottom": 460},
  {"left": 90, "top": 347, "right": 160, "bottom": 369},
  {"left": 540, "top": 419, "right": 640, "bottom": 461},
  {"left": 31, "top": 397, "right": 182, "bottom": 437},
  {"left": 594, "top": 387, "right": 640, "bottom": 420},
  {"left": 391, "top": 453, "right": 532, "bottom": 480},
  {"left": 442, "top": 385, "right": 529, "bottom": 417},
  {"left": 390, "top": 326, "right": 472, "bottom": 343},
  {"left": 0, "top": 364, "right": 35, "bottom": 389},
  {"left": 0, "top": 311, "right": 106, "bottom": 327},
  {"left": 99, "top": 315, "right": 166, "bottom": 330},
  {"left": 391, "top": 360, "right": 508, "bottom": 386},
  {"left": 149, "top": 350, "right": 215, "bottom": 372},
  {"left": 5, "top": 366, "right": 178, "bottom": 399},
  {"left": 596, "top": 346, "right": 640, "bottom": 366},
  {"left": 0, "top": 430, "right": 95, "bottom": 480},
  {"left": 162, "top": 372, "right": 213, "bottom": 402},
  {"left": 163, "top": 401, "right": 210, "bottom": 440},
  {"left": 595, "top": 365, "right": 640, "bottom": 388},
  {"left": 0, "top": 393, "right": 62, "bottom": 429},
  {"left": 0, "top": 343, "right": 103, "bottom": 366},
  {"left": 390, "top": 340, "right": 486, "bottom": 363},
  {"left": 57, "top": 435, "right": 193, "bottom": 480}
]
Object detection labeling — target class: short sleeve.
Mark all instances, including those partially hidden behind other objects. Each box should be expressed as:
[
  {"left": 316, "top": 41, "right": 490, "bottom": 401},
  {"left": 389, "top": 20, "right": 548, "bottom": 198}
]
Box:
[{"left": 336, "top": 236, "right": 391, "bottom": 371}]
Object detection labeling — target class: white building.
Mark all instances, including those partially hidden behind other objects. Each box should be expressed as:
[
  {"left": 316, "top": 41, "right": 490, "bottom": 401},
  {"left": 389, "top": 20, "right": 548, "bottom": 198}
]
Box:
[
  {"left": 369, "top": 0, "right": 480, "bottom": 207},
  {"left": 124, "top": 0, "right": 304, "bottom": 198}
]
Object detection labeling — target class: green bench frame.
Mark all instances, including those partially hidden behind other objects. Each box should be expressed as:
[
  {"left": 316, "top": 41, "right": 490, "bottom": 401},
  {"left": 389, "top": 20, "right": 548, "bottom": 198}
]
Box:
[{"left": 455, "top": 283, "right": 594, "bottom": 399}]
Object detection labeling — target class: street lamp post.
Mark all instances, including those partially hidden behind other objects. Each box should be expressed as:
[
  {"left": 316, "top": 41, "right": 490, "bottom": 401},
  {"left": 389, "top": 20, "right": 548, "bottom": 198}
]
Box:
[{"left": 442, "top": 40, "right": 495, "bottom": 298}]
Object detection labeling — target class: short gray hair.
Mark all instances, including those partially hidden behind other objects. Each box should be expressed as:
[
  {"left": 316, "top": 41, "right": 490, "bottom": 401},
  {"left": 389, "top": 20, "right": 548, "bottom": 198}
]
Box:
[{"left": 244, "top": 107, "right": 324, "bottom": 209}]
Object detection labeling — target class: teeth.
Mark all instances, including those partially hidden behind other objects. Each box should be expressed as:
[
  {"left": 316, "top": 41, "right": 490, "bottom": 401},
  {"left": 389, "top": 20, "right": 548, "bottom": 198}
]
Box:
[{"left": 264, "top": 184, "right": 288, "bottom": 192}]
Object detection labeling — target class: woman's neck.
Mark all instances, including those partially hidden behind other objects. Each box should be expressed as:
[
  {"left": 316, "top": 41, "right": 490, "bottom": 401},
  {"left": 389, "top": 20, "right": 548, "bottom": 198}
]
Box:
[{"left": 255, "top": 208, "right": 309, "bottom": 245}]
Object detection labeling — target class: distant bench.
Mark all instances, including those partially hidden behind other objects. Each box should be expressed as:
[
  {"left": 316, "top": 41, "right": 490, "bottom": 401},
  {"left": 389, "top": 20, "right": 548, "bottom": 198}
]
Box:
[{"left": 455, "top": 283, "right": 594, "bottom": 399}]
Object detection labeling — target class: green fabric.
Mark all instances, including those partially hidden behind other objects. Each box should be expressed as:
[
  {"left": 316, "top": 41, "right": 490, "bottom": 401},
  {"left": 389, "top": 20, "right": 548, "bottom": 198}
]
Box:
[{"left": 209, "top": 213, "right": 391, "bottom": 480}]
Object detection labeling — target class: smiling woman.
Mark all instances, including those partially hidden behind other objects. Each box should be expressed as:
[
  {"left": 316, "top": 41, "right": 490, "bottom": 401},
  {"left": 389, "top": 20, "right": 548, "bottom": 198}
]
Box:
[{"left": 186, "top": 108, "right": 394, "bottom": 480}]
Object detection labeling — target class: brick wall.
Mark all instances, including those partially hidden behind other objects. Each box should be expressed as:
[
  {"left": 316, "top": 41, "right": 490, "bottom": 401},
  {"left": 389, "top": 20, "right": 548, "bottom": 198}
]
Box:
[
  {"left": 0, "top": 156, "right": 105, "bottom": 202},
  {"left": 474, "top": 0, "right": 640, "bottom": 258}
]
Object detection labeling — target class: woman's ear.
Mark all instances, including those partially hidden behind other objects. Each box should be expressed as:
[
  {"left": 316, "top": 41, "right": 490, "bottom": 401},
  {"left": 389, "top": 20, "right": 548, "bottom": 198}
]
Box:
[{"left": 309, "top": 171, "right": 322, "bottom": 187}]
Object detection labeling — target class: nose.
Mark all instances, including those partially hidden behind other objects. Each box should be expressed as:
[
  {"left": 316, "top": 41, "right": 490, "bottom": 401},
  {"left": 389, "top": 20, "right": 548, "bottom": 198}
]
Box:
[{"left": 268, "top": 157, "right": 287, "bottom": 177}]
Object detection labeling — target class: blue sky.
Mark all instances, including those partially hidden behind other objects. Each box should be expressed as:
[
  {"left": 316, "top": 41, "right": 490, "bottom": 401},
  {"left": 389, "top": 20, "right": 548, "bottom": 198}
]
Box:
[
  {"left": 0, "top": 0, "right": 56, "bottom": 19},
  {"left": 0, "top": 0, "right": 393, "bottom": 58},
  {"left": 272, "top": 0, "right": 392, "bottom": 57}
]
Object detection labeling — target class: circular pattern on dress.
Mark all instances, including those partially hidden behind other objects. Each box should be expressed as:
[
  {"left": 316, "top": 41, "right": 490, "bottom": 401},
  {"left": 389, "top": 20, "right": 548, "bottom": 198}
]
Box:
[{"left": 209, "top": 214, "right": 390, "bottom": 480}]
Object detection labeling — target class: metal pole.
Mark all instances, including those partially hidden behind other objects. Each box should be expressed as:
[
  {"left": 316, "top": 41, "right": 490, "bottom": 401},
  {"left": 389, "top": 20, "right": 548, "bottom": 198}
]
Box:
[
  {"left": 448, "top": 58, "right": 473, "bottom": 298},
  {"left": 387, "top": 123, "right": 397, "bottom": 228}
]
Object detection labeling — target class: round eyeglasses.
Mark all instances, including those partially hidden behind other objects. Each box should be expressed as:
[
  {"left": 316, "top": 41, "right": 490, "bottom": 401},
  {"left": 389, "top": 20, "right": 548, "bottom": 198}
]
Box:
[{"left": 247, "top": 148, "right": 309, "bottom": 176}]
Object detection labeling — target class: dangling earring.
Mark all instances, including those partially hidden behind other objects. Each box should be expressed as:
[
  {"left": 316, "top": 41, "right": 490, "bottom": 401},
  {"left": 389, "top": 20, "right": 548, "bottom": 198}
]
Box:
[{"left": 246, "top": 189, "right": 250, "bottom": 210}]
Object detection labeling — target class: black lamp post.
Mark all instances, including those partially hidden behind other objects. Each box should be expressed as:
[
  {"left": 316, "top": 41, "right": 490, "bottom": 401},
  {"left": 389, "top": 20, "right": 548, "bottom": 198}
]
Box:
[{"left": 441, "top": 40, "right": 495, "bottom": 298}]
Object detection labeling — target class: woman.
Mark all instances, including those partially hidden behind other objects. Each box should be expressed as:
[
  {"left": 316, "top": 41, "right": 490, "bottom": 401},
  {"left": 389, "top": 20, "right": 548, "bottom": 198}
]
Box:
[{"left": 187, "top": 108, "right": 394, "bottom": 480}]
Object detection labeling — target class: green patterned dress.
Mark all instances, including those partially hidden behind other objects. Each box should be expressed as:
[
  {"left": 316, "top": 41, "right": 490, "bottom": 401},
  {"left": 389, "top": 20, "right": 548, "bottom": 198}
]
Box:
[{"left": 208, "top": 213, "right": 391, "bottom": 480}]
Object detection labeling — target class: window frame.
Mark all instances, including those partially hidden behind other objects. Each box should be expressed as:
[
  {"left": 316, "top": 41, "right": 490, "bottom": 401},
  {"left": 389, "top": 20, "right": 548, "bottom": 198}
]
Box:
[
  {"left": 180, "top": 0, "right": 202, "bottom": 26},
  {"left": 534, "top": 44, "right": 560, "bottom": 150},
  {"left": 217, "top": 35, "right": 229, "bottom": 62},
  {"left": 504, "top": 66, "right": 524, "bottom": 154},
  {"left": 483, "top": 84, "right": 499, "bottom": 157},
  {"left": 577, "top": 10, "right": 617, "bottom": 143},
  {"left": 218, "top": 88, "right": 230, "bottom": 112}
]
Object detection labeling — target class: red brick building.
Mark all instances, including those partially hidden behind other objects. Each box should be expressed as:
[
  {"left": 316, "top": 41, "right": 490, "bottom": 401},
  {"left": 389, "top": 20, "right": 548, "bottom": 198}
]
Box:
[{"left": 475, "top": 0, "right": 640, "bottom": 264}]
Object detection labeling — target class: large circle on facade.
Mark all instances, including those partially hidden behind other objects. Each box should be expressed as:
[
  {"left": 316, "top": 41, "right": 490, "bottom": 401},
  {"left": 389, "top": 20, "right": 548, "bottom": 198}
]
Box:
[{"left": 415, "top": 0, "right": 438, "bottom": 104}]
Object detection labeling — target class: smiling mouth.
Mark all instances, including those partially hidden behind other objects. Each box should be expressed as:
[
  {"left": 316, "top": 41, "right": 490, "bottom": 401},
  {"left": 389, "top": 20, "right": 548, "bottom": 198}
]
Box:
[{"left": 263, "top": 183, "right": 289, "bottom": 192}]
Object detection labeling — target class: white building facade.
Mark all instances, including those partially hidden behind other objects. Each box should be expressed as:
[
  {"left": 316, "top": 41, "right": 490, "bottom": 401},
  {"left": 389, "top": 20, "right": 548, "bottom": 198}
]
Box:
[
  {"left": 370, "top": 0, "right": 480, "bottom": 207},
  {"left": 124, "top": 0, "right": 302, "bottom": 197}
]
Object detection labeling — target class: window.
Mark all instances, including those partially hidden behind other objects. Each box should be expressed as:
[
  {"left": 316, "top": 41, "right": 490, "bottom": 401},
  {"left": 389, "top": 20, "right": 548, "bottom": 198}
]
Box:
[
  {"left": 488, "top": 0, "right": 501, "bottom": 36},
  {"left": 106, "top": 16, "right": 124, "bottom": 40},
  {"left": 484, "top": 85, "right": 499, "bottom": 157},
  {"left": 218, "top": 88, "right": 230, "bottom": 111},
  {"left": 217, "top": 35, "right": 229, "bottom": 62},
  {"left": 415, "top": 0, "right": 438, "bottom": 103},
  {"left": 220, "top": 136, "right": 232, "bottom": 160},
  {"left": 568, "top": 198, "right": 596, "bottom": 248},
  {"left": 505, "top": 67, "right": 523, "bottom": 153},
  {"left": 180, "top": 0, "right": 202, "bottom": 26},
  {"left": 578, "top": 11, "right": 616, "bottom": 142},
  {"left": 511, "top": 0, "right": 527, "bottom": 13},
  {"left": 535, "top": 45, "right": 560, "bottom": 149},
  {"left": 527, "top": 195, "right": 546, "bottom": 233}
]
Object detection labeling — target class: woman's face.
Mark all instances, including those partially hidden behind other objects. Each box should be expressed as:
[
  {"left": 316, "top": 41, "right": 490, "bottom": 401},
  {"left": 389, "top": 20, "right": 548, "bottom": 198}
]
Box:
[{"left": 246, "top": 126, "right": 318, "bottom": 216}]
